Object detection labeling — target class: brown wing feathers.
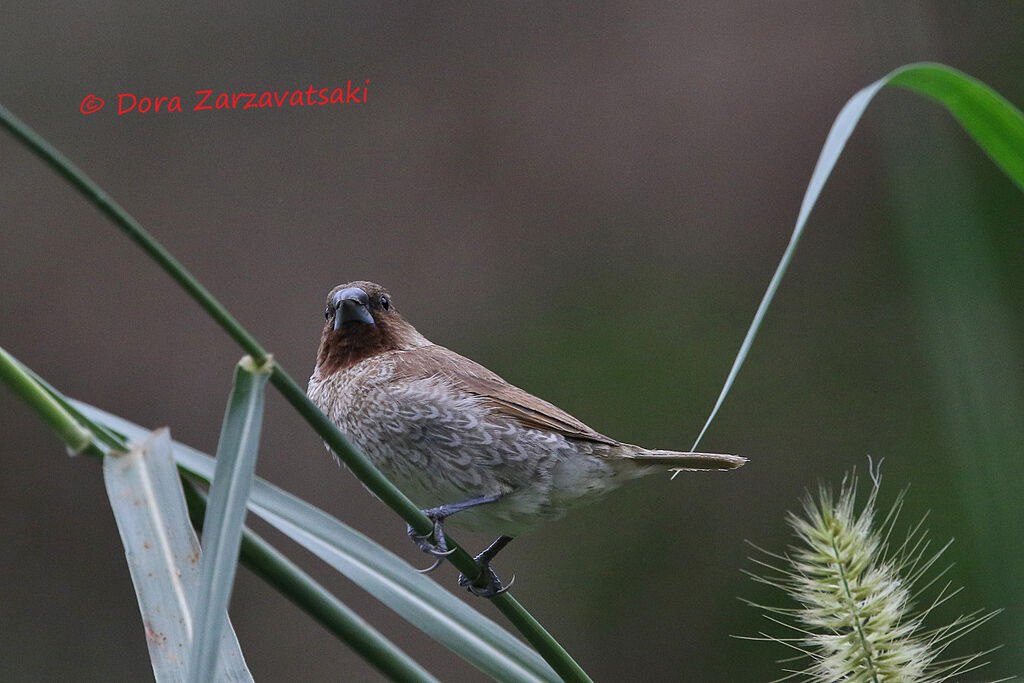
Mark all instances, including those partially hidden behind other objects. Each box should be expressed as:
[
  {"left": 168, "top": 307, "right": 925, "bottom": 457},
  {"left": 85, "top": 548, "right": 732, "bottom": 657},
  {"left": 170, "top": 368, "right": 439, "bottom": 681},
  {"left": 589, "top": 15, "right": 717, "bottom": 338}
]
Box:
[
  {"left": 391, "top": 345, "right": 619, "bottom": 446},
  {"left": 389, "top": 345, "right": 746, "bottom": 470}
]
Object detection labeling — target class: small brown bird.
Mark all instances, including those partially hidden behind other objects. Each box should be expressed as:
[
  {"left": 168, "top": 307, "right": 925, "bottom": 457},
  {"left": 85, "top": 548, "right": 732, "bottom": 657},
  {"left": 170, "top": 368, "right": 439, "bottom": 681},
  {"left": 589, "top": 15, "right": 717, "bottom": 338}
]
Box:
[{"left": 307, "top": 281, "right": 746, "bottom": 596}]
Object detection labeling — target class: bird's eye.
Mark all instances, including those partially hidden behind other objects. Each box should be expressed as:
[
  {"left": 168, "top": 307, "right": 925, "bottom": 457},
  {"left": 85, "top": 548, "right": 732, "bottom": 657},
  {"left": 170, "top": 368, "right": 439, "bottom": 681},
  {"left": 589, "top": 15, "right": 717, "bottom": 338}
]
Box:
[
  {"left": 380, "top": 295, "right": 390, "bottom": 311},
  {"left": 324, "top": 307, "right": 332, "bottom": 321}
]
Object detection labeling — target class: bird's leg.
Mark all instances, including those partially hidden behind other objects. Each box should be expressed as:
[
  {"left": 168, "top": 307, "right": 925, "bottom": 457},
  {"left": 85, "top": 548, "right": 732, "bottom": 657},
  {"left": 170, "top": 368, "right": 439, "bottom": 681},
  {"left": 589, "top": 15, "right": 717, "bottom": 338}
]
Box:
[
  {"left": 407, "top": 493, "right": 503, "bottom": 572},
  {"left": 458, "top": 535, "right": 515, "bottom": 598}
]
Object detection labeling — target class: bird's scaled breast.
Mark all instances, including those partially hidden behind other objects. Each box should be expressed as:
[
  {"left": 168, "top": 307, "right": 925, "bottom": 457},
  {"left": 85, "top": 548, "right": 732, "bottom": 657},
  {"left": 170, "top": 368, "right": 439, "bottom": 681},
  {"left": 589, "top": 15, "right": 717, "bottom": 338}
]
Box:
[
  {"left": 309, "top": 355, "right": 400, "bottom": 447},
  {"left": 312, "top": 357, "right": 608, "bottom": 484}
]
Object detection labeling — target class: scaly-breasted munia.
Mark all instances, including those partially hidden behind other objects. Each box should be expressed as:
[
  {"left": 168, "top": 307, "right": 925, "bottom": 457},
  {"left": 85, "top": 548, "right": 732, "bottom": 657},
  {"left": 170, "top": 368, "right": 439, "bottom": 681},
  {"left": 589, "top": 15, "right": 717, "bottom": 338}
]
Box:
[{"left": 307, "top": 281, "right": 746, "bottom": 596}]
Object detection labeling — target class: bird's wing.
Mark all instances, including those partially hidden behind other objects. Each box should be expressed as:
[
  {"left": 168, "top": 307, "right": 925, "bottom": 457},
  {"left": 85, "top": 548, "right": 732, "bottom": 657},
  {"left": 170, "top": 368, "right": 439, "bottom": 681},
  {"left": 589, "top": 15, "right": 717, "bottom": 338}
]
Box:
[{"left": 391, "top": 345, "right": 619, "bottom": 446}]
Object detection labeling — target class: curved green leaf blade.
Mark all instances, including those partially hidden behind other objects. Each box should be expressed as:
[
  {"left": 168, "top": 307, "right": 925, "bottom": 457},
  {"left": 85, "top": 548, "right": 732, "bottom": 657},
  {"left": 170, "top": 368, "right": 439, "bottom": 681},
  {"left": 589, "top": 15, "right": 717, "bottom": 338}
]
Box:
[
  {"left": 889, "top": 63, "right": 1024, "bottom": 191},
  {"left": 189, "top": 357, "right": 272, "bottom": 683},
  {"left": 103, "top": 429, "right": 253, "bottom": 682},
  {"left": 692, "top": 62, "right": 1024, "bottom": 449},
  {"left": 75, "top": 401, "right": 559, "bottom": 683}
]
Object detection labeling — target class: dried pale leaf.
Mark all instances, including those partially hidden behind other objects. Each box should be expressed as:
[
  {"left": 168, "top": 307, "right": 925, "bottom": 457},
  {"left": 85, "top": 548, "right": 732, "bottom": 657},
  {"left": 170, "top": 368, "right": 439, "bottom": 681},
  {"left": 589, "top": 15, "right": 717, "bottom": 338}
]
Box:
[{"left": 103, "top": 429, "right": 252, "bottom": 682}]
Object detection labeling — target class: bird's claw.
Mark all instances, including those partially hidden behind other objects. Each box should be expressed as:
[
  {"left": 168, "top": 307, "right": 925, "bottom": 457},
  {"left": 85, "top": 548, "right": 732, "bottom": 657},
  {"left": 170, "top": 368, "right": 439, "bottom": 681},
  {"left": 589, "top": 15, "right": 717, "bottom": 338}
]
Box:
[
  {"left": 407, "top": 513, "right": 455, "bottom": 574},
  {"left": 416, "top": 556, "right": 446, "bottom": 574},
  {"left": 458, "top": 566, "right": 514, "bottom": 598},
  {"left": 406, "top": 519, "right": 451, "bottom": 558},
  {"left": 409, "top": 538, "right": 450, "bottom": 572}
]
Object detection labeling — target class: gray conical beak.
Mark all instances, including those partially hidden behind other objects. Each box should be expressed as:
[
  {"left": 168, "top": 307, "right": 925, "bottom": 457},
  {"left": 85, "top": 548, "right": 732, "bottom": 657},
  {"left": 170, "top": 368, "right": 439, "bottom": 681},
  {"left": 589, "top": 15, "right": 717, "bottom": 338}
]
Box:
[{"left": 333, "top": 287, "right": 374, "bottom": 329}]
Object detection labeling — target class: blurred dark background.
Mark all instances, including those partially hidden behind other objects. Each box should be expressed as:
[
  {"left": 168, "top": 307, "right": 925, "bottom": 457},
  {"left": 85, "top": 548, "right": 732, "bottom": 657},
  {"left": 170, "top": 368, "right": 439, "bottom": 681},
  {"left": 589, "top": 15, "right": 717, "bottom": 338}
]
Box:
[{"left": 2, "top": 2, "right": 1022, "bottom": 681}]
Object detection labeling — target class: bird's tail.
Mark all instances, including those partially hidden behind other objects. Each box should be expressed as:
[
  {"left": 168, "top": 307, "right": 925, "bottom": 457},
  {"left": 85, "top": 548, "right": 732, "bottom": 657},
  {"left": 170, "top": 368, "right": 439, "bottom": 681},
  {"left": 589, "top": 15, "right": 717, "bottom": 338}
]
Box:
[{"left": 626, "top": 448, "right": 747, "bottom": 472}]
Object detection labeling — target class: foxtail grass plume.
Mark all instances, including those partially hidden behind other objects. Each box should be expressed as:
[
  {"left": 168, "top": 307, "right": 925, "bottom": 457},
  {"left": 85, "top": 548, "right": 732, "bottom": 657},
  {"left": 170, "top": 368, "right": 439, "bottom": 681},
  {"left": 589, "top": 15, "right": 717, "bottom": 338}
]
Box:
[{"left": 744, "top": 463, "right": 1000, "bottom": 682}]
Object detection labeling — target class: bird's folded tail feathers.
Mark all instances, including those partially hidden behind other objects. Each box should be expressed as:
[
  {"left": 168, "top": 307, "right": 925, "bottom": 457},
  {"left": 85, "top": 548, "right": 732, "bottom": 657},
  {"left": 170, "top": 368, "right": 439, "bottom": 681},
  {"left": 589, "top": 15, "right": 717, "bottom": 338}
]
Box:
[{"left": 628, "top": 449, "right": 747, "bottom": 471}]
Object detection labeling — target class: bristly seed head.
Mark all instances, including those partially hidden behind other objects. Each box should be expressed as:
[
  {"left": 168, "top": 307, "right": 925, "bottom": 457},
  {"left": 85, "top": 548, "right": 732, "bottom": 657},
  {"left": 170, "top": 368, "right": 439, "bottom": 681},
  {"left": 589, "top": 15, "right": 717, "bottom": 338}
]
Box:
[{"left": 742, "top": 463, "right": 1000, "bottom": 682}]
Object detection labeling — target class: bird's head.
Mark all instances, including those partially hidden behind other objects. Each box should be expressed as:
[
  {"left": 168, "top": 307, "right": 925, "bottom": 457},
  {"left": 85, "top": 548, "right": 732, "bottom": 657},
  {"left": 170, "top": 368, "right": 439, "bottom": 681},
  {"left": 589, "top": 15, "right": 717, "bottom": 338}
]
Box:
[{"left": 315, "top": 281, "right": 428, "bottom": 374}]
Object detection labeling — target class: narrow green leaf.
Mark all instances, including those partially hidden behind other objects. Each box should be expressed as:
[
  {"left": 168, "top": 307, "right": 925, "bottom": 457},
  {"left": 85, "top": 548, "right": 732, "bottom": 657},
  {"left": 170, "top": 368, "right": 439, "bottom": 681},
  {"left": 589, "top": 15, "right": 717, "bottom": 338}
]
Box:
[
  {"left": 75, "top": 401, "right": 560, "bottom": 683},
  {"left": 0, "top": 345, "right": 95, "bottom": 454},
  {"left": 10, "top": 356, "right": 134, "bottom": 452},
  {"left": 692, "top": 62, "right": 1024, "bottom": 450},
  {"left": 188, "top": 356, "right": 273, "bottom": 683},
  {"left": 103, "top": 429, "right": 253, "bottom": 682}
]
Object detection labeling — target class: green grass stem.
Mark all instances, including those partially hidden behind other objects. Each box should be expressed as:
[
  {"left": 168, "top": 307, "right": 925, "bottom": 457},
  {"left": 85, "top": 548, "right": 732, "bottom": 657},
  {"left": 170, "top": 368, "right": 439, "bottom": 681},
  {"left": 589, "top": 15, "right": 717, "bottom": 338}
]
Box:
[{"left": 0, "top": 344, "right": 99, "bottom": 456}]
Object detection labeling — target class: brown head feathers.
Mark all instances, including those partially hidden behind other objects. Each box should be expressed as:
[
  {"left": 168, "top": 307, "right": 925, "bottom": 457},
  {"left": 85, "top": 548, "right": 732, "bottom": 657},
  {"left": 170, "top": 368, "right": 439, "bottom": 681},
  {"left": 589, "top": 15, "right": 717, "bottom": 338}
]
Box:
[{"left": 315, "top": 281, "right": 428, "bottom": 375}]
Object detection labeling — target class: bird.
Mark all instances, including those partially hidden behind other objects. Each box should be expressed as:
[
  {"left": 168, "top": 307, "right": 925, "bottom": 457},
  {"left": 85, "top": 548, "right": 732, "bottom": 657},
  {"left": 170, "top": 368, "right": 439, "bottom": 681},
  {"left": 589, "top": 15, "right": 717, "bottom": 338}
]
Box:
[{"left": 307, "top": 281, "right": 746, "bottom": 596}]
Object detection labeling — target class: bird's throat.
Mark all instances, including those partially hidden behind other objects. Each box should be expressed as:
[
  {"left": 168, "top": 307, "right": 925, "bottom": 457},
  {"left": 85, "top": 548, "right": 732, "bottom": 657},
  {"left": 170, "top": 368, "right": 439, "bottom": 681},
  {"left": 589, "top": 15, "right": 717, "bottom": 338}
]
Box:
[{"left": 317, "top": 322, "right": 387, "bottom": 375}]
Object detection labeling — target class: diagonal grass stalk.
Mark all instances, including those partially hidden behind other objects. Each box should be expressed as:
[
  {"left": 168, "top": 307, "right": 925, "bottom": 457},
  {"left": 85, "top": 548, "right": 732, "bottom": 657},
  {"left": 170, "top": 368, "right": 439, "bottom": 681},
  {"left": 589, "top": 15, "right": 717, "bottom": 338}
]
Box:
[{"left": 0, "top": 101, "right": 591, "bottom": 683}]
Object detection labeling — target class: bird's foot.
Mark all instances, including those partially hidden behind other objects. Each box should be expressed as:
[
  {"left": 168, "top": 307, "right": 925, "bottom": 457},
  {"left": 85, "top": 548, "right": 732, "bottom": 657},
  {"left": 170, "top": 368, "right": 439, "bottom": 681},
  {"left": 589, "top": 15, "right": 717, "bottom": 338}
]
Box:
[
  {"left": 407, "top": 514, "right": 455, "bottom": 573},
  {"left": 407, "top": 500, "right": 508, "bottom": 578},
  {"left": 458, "top": 565, "right": 514, "bottom": 598},
  {"left": 457, "top": 535, "right": 516, "bottom": 598}
]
